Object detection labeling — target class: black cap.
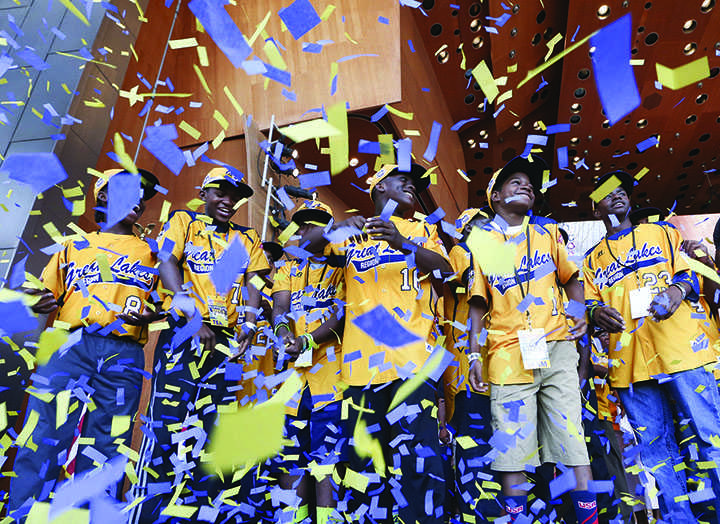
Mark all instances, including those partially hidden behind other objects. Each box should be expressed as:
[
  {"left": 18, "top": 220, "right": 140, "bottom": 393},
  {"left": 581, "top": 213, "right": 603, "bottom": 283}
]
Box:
[
  {"left": 487, "top": 155, "right": 548, "bottom": 211},
  {"left": 629, "top": 206, "right": 664, "bottom": 225},
  {"left": 262, "top": 241, "right": 284, "bottom": 263}
]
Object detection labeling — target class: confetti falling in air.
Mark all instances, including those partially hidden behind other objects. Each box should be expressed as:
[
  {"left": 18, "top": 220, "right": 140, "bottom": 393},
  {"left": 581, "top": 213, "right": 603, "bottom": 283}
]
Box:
[{"left": 3, "top": 1, "right": 720, "bottom": 522}]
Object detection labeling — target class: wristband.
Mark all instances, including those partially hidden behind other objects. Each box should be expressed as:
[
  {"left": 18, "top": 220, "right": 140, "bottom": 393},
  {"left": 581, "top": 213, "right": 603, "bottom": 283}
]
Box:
[
  {"left": 300, "top": 333, "right": 317, "bottom": 352},
  {"left": 467, "top": 352, "right": 481, "bottom": 363},
  {"left": 273, "top": 322, "right": 290, "bottom": 335},
  {"left": 671, "top": 282, "right": 688, "bottom": 300},
  {"left": 242, "top": 321, "right": 257, "bottom": 333}
]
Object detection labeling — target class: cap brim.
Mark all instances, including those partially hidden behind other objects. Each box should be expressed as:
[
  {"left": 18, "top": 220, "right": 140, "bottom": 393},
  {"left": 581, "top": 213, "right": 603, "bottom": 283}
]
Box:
[
  {"left": 262, "top": 241, "right": 284, "bottom": 261},
  {"left": 386, "top": 163, "right": 430, "bottom": 193},
  {"left": 206, "top": 178, "right": 254, "bottom": 199},
  {"left": 138, "top": 168, "right": 160, "bottom": 200},
  {"left": 493, "top": 156, "right": 547, "bottom": 194},
  {"left": 291, "top": 208, "right": 332, "bottom": 225}
]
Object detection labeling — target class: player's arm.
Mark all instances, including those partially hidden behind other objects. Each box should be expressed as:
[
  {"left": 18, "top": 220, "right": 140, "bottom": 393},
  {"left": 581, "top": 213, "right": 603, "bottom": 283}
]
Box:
[
  {"left": 27, "top": 248, "right": 66, "bottom": 314},
  {"left": 271, "top": 289, "right": 295, "bottom": 360},
  {"left": 649, "top": 227, "right": 698, "bottom": 320},
  {"left": 467, "top": 295, "right": 489, "bottom": 393},
  {"left": 562, "top": 274, "right": 588, "bottom": 340}
]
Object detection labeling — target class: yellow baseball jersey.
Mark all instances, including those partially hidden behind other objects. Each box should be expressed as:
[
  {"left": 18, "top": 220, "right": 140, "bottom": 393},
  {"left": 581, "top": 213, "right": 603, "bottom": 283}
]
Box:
[
  {"left": 583, "top": 223, "right": 716, "bottom": 387},
  {"left": 468, "top": 216, "right": 578, "bottom": 385},
  {"left": 158, "top": 210, "right": 270, "bottom": 326},
  {"left": 273, "top": 258, "right": 345, "bottom": 408},
  {"left": 332, "top": 216, "right": 447, "bottom": 386},
  {"left": 693, "top": 274, "right": 720, "bottom": 380},
  {"left": 442, "top": 244, "right": 489, "bottom": 419},
  {"left": 237, "top": 314, "right": 276, "bottom": 404},
  {"left": 41, "top": 231, "right": 158, "bottom": 344}
]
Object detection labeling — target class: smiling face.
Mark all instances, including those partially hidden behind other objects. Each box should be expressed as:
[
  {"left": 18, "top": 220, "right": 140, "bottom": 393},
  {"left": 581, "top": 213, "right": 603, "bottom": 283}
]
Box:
[
  {"left": 296, "top": 221, "right": 327, "bottom": 254},
  {"left": 376, "top": 173, "right": 416, "bottom": 211},
  {"left": 594, "top": 186, "right": 630, "bottom": 221},
  {"left": 200, "top": 181, "right": 243, "bottom": 223},
  {"left": 492, "top": 172, "right": 535, "bottom": 215}
]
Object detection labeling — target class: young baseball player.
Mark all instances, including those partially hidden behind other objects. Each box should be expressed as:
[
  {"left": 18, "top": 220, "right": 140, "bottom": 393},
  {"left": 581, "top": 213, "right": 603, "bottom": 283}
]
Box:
[
  {"left": 585, "top": 171, "right": 720, "bottom": 523},
  {"left": 270, "top": 200, "right": 345, "bottom": 524},
  {"left": 9, "top": 168, "right": 161, "bottom": 516},
  {"left": 330, "top": 163, "right": 452, "bottom": 523},
  {"left": 467, "top": 155, "right": 597, "bottom": 523},
  {"left": 442, "top": 206, "right": 503, "bottom": 521},
  {"left": 132, "top": 166, "right": 270, "bottom": 522}
]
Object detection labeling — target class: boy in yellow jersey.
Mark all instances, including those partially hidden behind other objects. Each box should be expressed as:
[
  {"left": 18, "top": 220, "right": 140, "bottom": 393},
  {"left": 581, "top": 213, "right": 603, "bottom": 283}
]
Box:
[
  {"left": 329, "top": 163, "right": 452, "bottom": 523},
  {"left": 441, "top": 207, "right": 503, "bottom": 522},
  {"left": 584, "top": 170, "right": 720, "bottom": 523},
  {"left": 270, "top": 200, "right": 345, "bottom": 524},
  {"left": 9, "top": 168, "right": 161, "bottom": 516},
  {"left": 132, "top": 166, "right": 270, "bottom": 523},
  {"left": 467, "top": 155, "right": 597, "bottom": 523}
]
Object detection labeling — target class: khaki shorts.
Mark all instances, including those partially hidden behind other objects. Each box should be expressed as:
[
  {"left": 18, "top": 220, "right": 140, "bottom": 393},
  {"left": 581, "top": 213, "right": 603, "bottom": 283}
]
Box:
[{"left": 490, "top": 340, "right": 590, "bottom": 472}]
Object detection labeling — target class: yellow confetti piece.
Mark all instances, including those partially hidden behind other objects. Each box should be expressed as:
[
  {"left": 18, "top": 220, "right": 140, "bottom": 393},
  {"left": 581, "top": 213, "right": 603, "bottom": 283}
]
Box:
[
  {"left": 159, "top": 200, "right": 171, "bottom": 223},
  {"left": 197, "top": 45, "right": 209, "bottom": 67},
  {"left": 56, "top": 389, "right": 70, "bottom": 429},
  {"left": 466, "top": 227, "right": 516, "bottom": 276},
  {"left": 213, "top": 109, "right": 229, "bottom": 130},
  {"left": 149, "top": 321, "right": 169, "bottom": 332},
  {"left": 619, "top": 332, "right": 631, "bottom": 347},
  {"left": 168, "top": 37, "right": 198, "bottom": 49},
  {"left": 36, "top": 328, "right": 69, "bottom": 365},
  {"left": 193, "top": 64, "right": 212, "bottom": 95},
  {"left": 630, "top": 58, "right": 645, "bottom": 66},
  {"left": 656, "top": 56, "right": 710, "bottom": 90},
  {"left": 279, "top": 118, "right": 341, "bottom": 143},
  {"left": 55, "top": 50, "right": 116, "bottom": 69},
  {"left": 385, "top": 104, "right": 413, "bottom": 120},
  {"left": 344, "top": 31, "right": 358, "bottom": 44},
  {"left": 26, "top": 502, "right": 89, "bottom": 524},
  {"left": 456, "top": 435, "right": 478, "bottom": 449},
  {"left": 403, "top": 129, "right": 421, "bottom": 136},
  {"left": 212, "top": 129, "right": 225, "bottom": 149},
  {"left": 247, "top": 10, "right": 272, "bottom": 46},
  {"left": 635, "top": 167, "right": 649, "bottom": 180},
  {"left": 330, "top": 61, "right": 339, "bottom": 89},
  {"left": 378, "top": 134, "right": 395, "bottom": 165},
  {"left": 111, "top": 415, "right": 131, "bottom": 436},
  {"left": 278, "top": 221, "right": 299, "bottom": 245},
  {"left": 518, "top": 29, "right": 598, "bottom": 89},
  {"left": 0, "top": 402, "right": 6, "bottom": 432},
  {"left": 223, "top": 86, "right": 244, "bottom": 117},
  {"left": 589, "top": 175, "right": 621, "bottom": 203},
  {"left": 389, "top": 347, "right": 446, "bottom": 411},
  {"left": 59, "top": 0, "right": 89, "bottom": 25},
  {"left": 328, "top": 100, "right": 349, "bottom": 175},
  {"left": 187, "top": 198, "right": 204, "bottom": 211},
  {"left": 179, "top": 120, "right": 201, "bottom": 140},
  {"left": 507, "top": 63, "right": 517, "bottom": 73},
  {"left": 263, "top": 40, "right": 287, "bottom": 70},
  {"left": 544, "top": 32, "right": 563, "bottom": 62},
  {"left": 353, "top": 414, "right": 385, "bottom": 475},
  {"left": 457, "top": 169, "right": 470, "bottom": 182},
  {"left": 15, "top": 409, "right": 39, "bottom": 447},
  {"left": 471, "top": 60, "right": 499, "bottom": 104},
  {"left": 113, "top": 132, "right": 138, "bottom": 174},
  {"left": 161, "top": 505, "right": 198, "bottom": 518},
  {"left": 320, "top": 4, "right": 336, "bottom": 20},
  {"left": 96, "top": 253, "right": 113, "bottom": 281}
]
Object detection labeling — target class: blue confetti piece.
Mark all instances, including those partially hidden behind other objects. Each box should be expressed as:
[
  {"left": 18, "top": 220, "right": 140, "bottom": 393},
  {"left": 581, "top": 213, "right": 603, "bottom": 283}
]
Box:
[
  {"left": 210, "top": 238, "right": 250, "bottom": 295},
  {"left": 278, "top": 0, "right": 322, "bottom": 40},
  {"left": 142, "top": 124, "right": 185, "bottom": 175},
  {"left": 358, "top": 140, "right": 381, "bottom": 154},
  {"left": 16, "top": 47, "right": 49, "bottom": 70},
  {"left": 281, "top": 88, "right": 297, "bottom": 101},
  {"left": 8, "top": 255, "right": 28, "bottom": 289},
  {"left": 225, "top": 363, "right": 244, "bottom": 380},
  {"left": 106, "top": 172, "right": 142, "bottom": 228},
  {"left": 450, "top": 117, "right": 480, "bottom": 131},
  {"left": 3, "top": 152, "right": 68, "bottom": 194},
  {"left": 263, "top": 62, "right": 292, "bottom": 87},
  {"left": 545, "top": 123, "right": 571, "bottom": 134},
  {"left": 549, "top": 469, "right": 577, "bottom": 499},
  {"left": 636, "top": 135, "right": 658, "bottom": 153},
  {"left": 0, "top": 299, "right": 36, "bottom": 335},
  {"left": 354, "top": 163, "right": 368, "bottom": 177},
  {"left": 188, "top": 0, "right": 252, "bottom": 67},
  {"left": 302, "top": 42, "right": 323, "bottom": 53},
  {"left": 371, "top": 105, "right": 389, "bottom": 122},
  {"left": 379, "top": 199, "right": 398, "bottom": 221},
  {"left": 590, "top": 14, "right": 640, "bottom": 126},
  {"left": 557, "top": 146, "right": 569, "bottom": 170},
  {"left": 378, "top": 16, "right": 389, "bottom": 24},
  {"left": 422, "top": 121, "right": 442, "bottom": 162},
  {"left": 407, "top": 39, "right": 415, "bottom": 53},
  {"left": 425, "top": 207, "right": 445, "bottom": 225},
  {"left": 299, "top": 170, "right": 331, "bottom": 189},
  {"left": 352, "top": 305, "right": 422, "bottom": 348},
  {"left": 396, "top": 137, "right": 412, "bottom": 172}
]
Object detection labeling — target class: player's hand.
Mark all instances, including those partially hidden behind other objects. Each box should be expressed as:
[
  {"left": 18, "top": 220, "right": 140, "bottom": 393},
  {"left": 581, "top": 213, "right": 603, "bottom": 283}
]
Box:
[
  {"left": 285, "top": 336, "right": 302, "bottom": 362},
  {"left": 25, "top": 288, "right": 59, "bottom": 314},
  {"left": 335, "top": 216, "right": 368, "bottom": 244},
  {"left": 196, "top": 324, "right": 216, "bottom": 353},
  {"left": 566, "top": 315, "right": 588, "bottom": 341},
  {"left": 681, "top": 240, "right": 713, "bottom": 266},
  {"left": 649, "top": 286, "right": 683, "bottom": 321},
  {"left": 119, "top": 308, "right": 164, "bottom": 326},
  {"left": 592, "top": 306, "right": 625, "bottom": 333},
  {"left": 172, "top": 293, "right": 196, "bottom": 319},
  {"left": 365, "top": 217, "right": 406, "bottom": 250},
  {"left": 468, "top": 358, "right": 488, "bottom": 393},
  {"left": 439, "top": 425, "right": 452, "bottom": 446},
  {"left": 272, "top": 332, "right": 295, "bottom": 362}
]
